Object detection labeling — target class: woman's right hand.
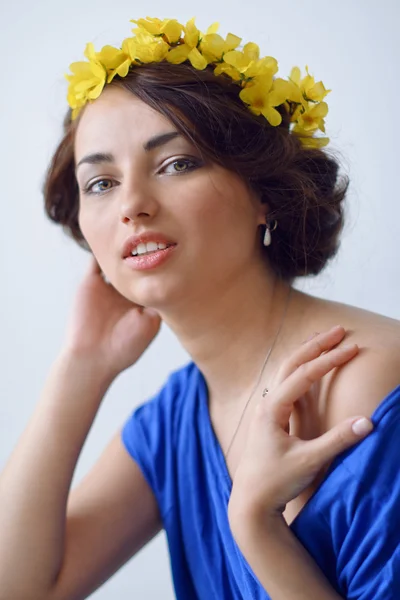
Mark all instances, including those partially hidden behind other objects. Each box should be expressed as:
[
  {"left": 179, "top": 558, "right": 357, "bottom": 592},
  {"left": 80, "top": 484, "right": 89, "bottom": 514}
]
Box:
[{"left": 63, "top": 255, "right": 162, "bottom": 377}]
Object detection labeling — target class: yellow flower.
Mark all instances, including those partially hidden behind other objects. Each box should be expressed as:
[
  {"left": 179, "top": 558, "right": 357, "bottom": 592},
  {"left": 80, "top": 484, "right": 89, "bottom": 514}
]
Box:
[
  {"left": 166, "top": 17, "right": 208, "bottom": 70},
  {"left": 130, "top": 17, "right": 183, "bottom": 44},
  {"left": 65, "top": 43, "right": 107, "bottom": 112},
  {"left": 294, "top": 101, "right": 328, "bottom": 133},
  {"left": 275, "top": 78, "right": 303, "bottom": 105},
  {"left": 218, "top": 44, "right": 256, "bottom": 76},
  {"left": 94, "top": 45, "right": 131, "bottom": 83},
  {"left": 253, "top": 56, "right": 279, "bottom": 78},
  {"left": 217, "top": 44, "right": 278, "bottom": 82},
  {"left": 122, "top": 31, "right": 169, "bottom": 64},
  {"left": 290, "top": 66, "right": 331, "bottom": 103},
  {"left": 240, "top": 73, "right": 287, "bottom": 126},
  {"left": 200, "top": 31, "right": 241, "bottom": 63}
]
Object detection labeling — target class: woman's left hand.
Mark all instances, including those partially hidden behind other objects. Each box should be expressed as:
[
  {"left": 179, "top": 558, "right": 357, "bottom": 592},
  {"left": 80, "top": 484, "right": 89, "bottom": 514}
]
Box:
[{"left": 228, "top": 325, "right": 374, "bottom": 529}]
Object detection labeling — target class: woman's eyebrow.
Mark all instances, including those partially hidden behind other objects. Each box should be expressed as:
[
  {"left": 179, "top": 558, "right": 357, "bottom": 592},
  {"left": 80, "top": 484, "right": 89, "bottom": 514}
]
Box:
[
  {"left": 75, "top": 131, "right": 182, "bottom": 172},
  {"left": 144, "top": 131, "right": 181, "bottom": 152}
]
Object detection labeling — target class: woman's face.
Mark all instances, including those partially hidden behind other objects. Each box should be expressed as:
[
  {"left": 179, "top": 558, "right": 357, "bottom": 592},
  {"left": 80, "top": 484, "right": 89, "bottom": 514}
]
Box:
[{"left": 74, "top": 86, "right": 267, "bottom": 309}]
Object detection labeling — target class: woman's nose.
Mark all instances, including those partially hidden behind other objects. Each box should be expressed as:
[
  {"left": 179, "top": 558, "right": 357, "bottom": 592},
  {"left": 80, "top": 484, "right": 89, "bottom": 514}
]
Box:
[{"left": 119, "top": 179, "right": 160, "bottom": 224}]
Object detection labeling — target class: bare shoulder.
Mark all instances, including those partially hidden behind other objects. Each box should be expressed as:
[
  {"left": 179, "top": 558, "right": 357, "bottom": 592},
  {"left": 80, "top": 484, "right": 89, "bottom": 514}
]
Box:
[{"left": 304, "top": 294, "right": 400, "bottom": 428}]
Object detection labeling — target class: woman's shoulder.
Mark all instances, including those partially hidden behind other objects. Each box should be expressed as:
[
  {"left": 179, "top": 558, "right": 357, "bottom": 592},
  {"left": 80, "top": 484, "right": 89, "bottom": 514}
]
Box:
[{"left": 307, "top": 294, "right": 400, "bottom": 428}]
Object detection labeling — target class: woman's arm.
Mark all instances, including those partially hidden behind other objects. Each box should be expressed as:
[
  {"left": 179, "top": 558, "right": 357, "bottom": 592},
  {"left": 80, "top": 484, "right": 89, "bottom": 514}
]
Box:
[
  {"left": 232, "top": 511, "right": 343, "bottom": 599},
  {"left": 0, "top": 351, "right": 115, "bottom": 599},
  {"left": 0, "top": 257, "right": 162, "bottom": 599}
]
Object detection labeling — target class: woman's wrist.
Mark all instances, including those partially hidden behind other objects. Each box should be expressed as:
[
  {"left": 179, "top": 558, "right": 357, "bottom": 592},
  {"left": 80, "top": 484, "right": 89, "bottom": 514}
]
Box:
[
  {"left": 228, "top": 501, "right": 285, "bottom": 551},
  {"left": 58, "top": 345, "right": 120, "bottom": 385}
]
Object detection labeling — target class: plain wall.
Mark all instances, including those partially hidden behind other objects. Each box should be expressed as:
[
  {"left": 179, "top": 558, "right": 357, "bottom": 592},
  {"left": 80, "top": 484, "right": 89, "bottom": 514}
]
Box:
[{"left": 1, "top": 0, "right": 399, "bottom": 598}]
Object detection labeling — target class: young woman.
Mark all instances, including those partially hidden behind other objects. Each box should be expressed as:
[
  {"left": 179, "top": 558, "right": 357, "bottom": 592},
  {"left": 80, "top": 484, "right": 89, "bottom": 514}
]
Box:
[{"left": 1, "top": 16, "right": 399, "bottom": 600}]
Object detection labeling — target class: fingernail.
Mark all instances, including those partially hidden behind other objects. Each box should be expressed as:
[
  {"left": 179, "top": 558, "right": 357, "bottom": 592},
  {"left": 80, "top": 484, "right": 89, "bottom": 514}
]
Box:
[
  {"left": 340, "top": 343, "right": 358, "bottom": 350},
  {"left": 330, "top": 325, "right": 344, "bottom": 333},
  {"left": 352, "top": 418, "right": 373, "bottom": 436}
]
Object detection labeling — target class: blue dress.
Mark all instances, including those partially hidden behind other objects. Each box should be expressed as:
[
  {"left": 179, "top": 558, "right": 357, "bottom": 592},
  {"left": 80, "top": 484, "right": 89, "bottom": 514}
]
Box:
[{"left": 121, "top": 361, "right": 400, "bottom": 599}]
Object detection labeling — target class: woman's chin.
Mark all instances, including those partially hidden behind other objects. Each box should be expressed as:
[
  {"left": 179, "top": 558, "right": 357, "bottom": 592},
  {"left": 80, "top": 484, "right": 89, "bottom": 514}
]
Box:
[{"left": 124, "top": 279, "right": 182, "bottom": 311}]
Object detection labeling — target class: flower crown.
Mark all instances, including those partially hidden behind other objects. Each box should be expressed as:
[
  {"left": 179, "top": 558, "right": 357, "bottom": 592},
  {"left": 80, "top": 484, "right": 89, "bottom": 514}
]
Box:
[{"left": 65, "top": 17, "right": 331, "bottom": 149}]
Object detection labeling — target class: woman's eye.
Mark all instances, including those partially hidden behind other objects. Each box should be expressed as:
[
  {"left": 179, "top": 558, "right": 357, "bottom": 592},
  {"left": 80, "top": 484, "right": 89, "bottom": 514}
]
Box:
[
  {"left": 162, "top": 158, "right": 199, "bottom": 174},
  {"left": 83, "top": 179, "right": 114, "bottom": 195}
]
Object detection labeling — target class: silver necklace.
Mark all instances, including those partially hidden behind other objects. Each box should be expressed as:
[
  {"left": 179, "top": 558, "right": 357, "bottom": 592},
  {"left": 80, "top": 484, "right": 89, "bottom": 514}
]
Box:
[{"left": 224, "top": 286, "right": 292, "bottom": 460}]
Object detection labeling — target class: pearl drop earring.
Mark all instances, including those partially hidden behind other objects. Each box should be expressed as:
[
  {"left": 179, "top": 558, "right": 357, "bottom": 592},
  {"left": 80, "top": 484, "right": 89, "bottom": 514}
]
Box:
[{"left": 263, "top": 219, "right": 278, "bottom": 247}]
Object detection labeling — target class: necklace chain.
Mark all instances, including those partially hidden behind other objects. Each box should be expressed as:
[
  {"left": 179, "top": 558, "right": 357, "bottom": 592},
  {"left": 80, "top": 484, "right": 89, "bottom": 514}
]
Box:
[{"left": 224, "top": 286, "right": 293, "bottom": 460}]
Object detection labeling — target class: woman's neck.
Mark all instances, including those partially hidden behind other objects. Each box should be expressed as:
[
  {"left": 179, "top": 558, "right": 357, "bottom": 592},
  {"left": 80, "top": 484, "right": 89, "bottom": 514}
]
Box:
[{"left": 161, "top": 265, "right": 301, "bottom": 406}]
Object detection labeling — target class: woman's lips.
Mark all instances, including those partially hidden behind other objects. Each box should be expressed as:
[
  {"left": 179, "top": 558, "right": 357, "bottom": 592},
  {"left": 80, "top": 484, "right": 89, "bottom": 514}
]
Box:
[{"left": 123, "top": 244, "right": 177, "bottom": 271}]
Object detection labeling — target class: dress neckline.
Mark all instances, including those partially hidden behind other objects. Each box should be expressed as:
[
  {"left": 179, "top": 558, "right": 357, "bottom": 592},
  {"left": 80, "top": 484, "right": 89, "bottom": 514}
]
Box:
[{"left": 195, "top": 363, "right": 400, "bottom": 530}]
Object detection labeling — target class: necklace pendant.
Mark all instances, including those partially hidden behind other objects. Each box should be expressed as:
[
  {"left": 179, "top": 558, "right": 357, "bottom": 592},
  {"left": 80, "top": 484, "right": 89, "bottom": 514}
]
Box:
[{"left": 262, "top": 388, "right": 269, "bottom": 397}]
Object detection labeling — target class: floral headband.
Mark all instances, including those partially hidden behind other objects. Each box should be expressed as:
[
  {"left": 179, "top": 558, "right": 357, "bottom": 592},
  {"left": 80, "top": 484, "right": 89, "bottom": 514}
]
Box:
[{"left": 65, "top": 17, "right": 331, "bottom": 148}]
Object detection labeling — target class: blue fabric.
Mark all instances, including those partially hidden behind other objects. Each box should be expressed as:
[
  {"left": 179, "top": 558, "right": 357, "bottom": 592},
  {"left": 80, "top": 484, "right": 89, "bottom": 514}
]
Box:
[{"left": 121, "top": 361, "right": 400, "bottom": 599}]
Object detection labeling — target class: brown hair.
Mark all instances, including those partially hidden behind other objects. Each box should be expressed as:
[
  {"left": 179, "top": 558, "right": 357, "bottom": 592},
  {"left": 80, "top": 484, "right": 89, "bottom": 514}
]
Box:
[{"left": 43, "top": 61, "right": 349, "bottom": 280}]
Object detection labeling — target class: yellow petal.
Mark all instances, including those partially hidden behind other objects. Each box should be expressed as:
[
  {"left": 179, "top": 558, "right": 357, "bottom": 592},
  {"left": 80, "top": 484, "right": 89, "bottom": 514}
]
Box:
[
  {"left": 239, "top": 82, "right": 267, "bottom": 110},
  {"left": 151, "top": 40, "right": 170, "bottom": 62},
  {"left": 290, "top": 66, "right": 301, "bottom": 85},
  {"left": 260, "top": 56, "right": 278, "bottom": 73},
  {"left": 134, "top": 29, "right": 155, "bottom": 45},
  {"left": 188, "top": 47, "right": 207, "bottom": 70},
  {"left": 246, "top": 58, "right": 277, "bottom": 79},
  {"left": 97, "top": 45, "right": 129, "bottom": 70},
  {"left": 166, "top": 44, "right": 191, "bottom": 64},
  {"left": 67, "top": 89, "right": 79, "bottom": 108},
  {"left": 83, "top": 42, "right": 96, "bottom": 61},
  {"left": 247, "top": 73, "right": 274, "bottom": 94},
  {"left": 261, "top": 106, "right": 282, "bottom": 126},
  {"left": 184, "top": 17, "right": 201, "bottom": 49},
  {"left": 283, "top": 79, "right": 302, "bottom": 103},
  {"left": 242, "top": 42, "right": 260, "bottom": 61},
  {"left": 126, "top": 36, "right": 169, "bottom": 63},
  {"left": 68, "top": 61, "right": 93, "bottom": 77},
  {"left": 200, "top": 31, "right": 240, "bottom": 61},
  {"left": 272, "top": 78, "right": 302, "bottom": 104},
  {"left": 301, "top": 71, "right": 315, "bottom": 94},
  {"left": 89, "top": 60, "right": 107, "bottom": 80},
  {"left": 307, "top": 81, "right": 331, "bottom": 102},
  {"left": 224, "top": 33, "right": 241, "bottom": 52},
  {"left": 268, "top": 88, "right": 289, "bottom": 107},
  {"left": 223, "top": 50, "right": 251, "bottom": 72},
  {"left": 206, "top": 22, "right": 219, "bottom": 35},
  {"left": 293, "top": 128, "right": 330, "bottom": 148},
  {"left": 107, "top": 58, "right": 131, "bottom": 83},
  {"left": 161, "top": 19, "right": 183, "bottom": 44},
  {"left": 122, "top": 37, "right": 138, "bottom": 61},
  {"left": 130, "top": 17, "right": 162, "bottom": 36},
  {"left": 200, "top": 33, "right": 225, "bottom": 60},
  {"left": 308, "top": 101, "right": 329, "bottom": 118},
  {"left": 87, "top": 80, "right": 106, "bottom": 99},
  {"left": 214, "top": 62, "right": 241, "bottom": 80},
  {"left": 73, "top": 77, "right": 98, "bottom": 94}
]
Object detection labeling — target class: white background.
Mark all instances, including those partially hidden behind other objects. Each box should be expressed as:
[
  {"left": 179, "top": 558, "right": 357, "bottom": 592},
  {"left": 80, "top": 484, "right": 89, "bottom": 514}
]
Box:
[{"left": 1, "top": 0, "right": 399, "bottom": 598}]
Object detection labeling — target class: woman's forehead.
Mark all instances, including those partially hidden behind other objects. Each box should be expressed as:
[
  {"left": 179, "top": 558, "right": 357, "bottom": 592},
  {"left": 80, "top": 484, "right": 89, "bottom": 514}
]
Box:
[{"left": 74, "top": 89, "right": 176, "bottom": 158}]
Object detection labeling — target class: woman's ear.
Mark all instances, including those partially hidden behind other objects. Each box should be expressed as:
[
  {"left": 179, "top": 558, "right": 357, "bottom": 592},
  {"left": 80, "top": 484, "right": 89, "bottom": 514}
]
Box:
[
  {"left": 257, "top": 199, "right": 269, "bottom": 227},
  {"left": 248, "top": 187, "right": 268, "bottom": 224}
]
